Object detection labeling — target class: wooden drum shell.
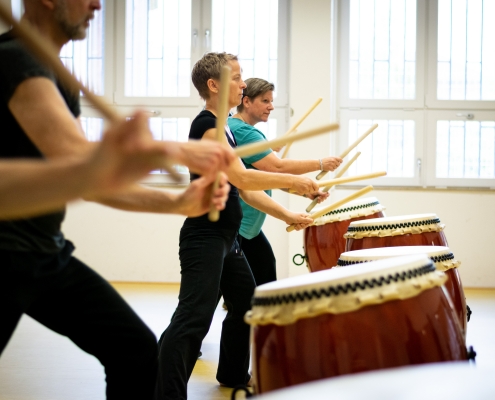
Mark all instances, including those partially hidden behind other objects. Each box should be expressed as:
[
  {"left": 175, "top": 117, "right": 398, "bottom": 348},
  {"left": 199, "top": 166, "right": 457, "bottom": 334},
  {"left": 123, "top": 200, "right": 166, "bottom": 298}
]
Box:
[
  {"left": 252, "top": 286, "right": 467, "bottom": 394},
  {"left": 344, "top": 223, "right": 466, "bottom": 336},
  {"left": 346, "top": 230, "right": 448, "bottom": 251},
  {"left": 304, "top": 210, "right": 385, "bottom": 272}
]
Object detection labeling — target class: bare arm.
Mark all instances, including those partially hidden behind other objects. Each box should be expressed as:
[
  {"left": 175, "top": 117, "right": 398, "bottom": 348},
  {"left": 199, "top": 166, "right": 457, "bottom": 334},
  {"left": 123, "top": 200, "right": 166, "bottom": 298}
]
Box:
[
  {"left": 239, "top": 189, "right": 313, "bottom": 230},
  {"left": 251, "top": 152, "right": 343, "bottom": 175},
  {"left": 0, "top": 159, "right": 100, "bottom": 219},
  {"left": 202, "top": 128, "right": 320, "bottom": 195},
  {"left": 8, "top": 77, "right": 233, "bottom": 213},
  {"left": 0, "top": 110, "right": 230, "bottom": 219}
]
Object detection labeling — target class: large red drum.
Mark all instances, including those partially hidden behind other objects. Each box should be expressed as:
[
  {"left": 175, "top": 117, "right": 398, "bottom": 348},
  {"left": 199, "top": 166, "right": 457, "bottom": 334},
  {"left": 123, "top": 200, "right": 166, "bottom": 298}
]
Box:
[
  {"left": 302, "top": 197, "right": 385, "bottom": 272},
  {"left": 338, "top": 246, "right": 467, "bottom": 338},
  {"left": 245, "top": 255, "right": 468, "bottom": 394},
  {"left": 344, "top": 213, "right": 448, "bottom": 251}
]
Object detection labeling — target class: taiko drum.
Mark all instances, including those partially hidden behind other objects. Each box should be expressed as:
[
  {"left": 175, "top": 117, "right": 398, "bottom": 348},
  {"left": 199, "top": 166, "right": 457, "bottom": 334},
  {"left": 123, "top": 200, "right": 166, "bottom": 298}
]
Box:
[
  {"left": 245, "top": 255, "right": 468, "bottom": 394},
  {"left": 338, "top": 246, "right": 467, "bottom": 337},
  {"left": 302, "top": 197, "right": 385, "bottom": 272},
  {"left": 344, "top": 214, "right": 448, "bottom": 251}
]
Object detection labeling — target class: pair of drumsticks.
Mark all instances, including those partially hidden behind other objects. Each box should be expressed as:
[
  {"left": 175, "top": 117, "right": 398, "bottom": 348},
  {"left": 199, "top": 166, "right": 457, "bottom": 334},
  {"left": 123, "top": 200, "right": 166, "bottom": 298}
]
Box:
[
  {"left": 0, "top": 6, "right": 340, "bottom": 222},
  {"left": 283, "top": 115, "right": 381, "bottom": 231}
]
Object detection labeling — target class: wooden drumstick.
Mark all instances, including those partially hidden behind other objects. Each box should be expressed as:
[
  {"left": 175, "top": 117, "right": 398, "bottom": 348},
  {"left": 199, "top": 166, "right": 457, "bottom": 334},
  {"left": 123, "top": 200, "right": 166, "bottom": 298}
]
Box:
[
  {"left": 235, "top": 123, "right": 339, "bottom": 159},
  {"left": 281, "top": 98, "right": 323, "bottom": 159},
  {"left": 208, "top": 65, "right": 231, "bottom": 222},
  {"left": 305, "top": 151, "right": 361, "bottom": 212},
  {"left": 316, "top": 171, "right": 386, "bottom": 188},
  {"left": 286, "top": 185, "right": 374, "bottom": 232},
  {"left": 316, "top": 123, "right": 378, "bottom": 180},
  {"left": 288, "top": 170, "right": 385, "bottom": 193},
  {"left": 0, "top": 6, "right": 181, "bottom": 180}
]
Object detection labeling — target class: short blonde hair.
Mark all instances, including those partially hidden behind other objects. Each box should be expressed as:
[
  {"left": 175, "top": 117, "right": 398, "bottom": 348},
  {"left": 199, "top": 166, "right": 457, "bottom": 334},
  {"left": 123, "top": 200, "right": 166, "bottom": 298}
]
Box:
[
  {"left": 237, "top": 78, "right": 275, "bottom": 112},
  {"left": 191, "top": 52, "right": 238, "bottom": 100}
]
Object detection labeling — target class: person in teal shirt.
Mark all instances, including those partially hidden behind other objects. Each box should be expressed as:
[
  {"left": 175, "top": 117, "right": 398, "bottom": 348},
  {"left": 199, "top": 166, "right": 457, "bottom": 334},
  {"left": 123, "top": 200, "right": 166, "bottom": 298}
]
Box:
[{"left": 228, "top": 78, "right": 342, "bottom": 285}]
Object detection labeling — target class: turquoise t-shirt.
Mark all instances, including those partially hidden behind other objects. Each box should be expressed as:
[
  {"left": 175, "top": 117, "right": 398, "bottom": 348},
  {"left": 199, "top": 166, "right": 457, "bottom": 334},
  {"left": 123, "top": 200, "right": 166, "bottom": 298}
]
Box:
[{"left": 228, "top": 117, "right": 272, "bottom": 239}]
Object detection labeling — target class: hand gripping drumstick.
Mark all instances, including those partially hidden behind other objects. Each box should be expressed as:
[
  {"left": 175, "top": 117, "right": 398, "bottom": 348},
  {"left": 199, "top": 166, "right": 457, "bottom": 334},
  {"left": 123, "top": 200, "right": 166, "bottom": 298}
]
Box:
[
  {"left": 281, "top": 98, "right": 323, "bottom": 159},
  {"left": 288, "top": 170, "right": 385, "bottom": 193},
  {"left": 235, "top": 123, "right": 339, "bottom": 159},
  {"left": 286, "top": 185, "right": 374, "bottom": 232},
  {"left": 0, "top": 6, "right": 181, "bottom": 180},
  {"left": 208, "top": 65, "right": 231, "bottom": 222},
  {"left": 316, "top": 123, "right": 379, "bottom": 180},
  {"left": 305, "top": 151, "right": 361, "bottom": 212}
]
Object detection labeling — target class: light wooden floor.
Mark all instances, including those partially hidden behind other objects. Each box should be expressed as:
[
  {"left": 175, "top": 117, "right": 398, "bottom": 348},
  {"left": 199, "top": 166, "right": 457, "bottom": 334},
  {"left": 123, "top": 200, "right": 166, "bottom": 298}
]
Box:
[{"left": 0, "top": 284, "right": 494, "bottom": 400}]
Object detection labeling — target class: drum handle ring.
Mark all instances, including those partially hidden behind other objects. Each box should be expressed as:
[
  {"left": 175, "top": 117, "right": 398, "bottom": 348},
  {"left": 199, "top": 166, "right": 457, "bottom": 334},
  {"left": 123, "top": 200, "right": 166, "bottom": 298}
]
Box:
[
  {"left": 293, "top": 253, "right": 307, "bottom": 266},
  {"left": 467, "top": 346, "right": 477, "bottom": 362}
]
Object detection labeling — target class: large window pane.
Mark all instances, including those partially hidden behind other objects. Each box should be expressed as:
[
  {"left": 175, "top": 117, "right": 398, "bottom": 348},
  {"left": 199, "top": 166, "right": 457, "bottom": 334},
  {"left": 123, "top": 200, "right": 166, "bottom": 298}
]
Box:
[
  {"left": 348, "top": 0, "right": 416, "bottom": 100},
  {"left": 60, "top": 1, "right": 105, "bottom": 95},
  {"left": 148, "top": 117, "right": 191, "bottom": 173},
  {"left": 437, "top": 0, "right": 495, "bottom": 100},
  {"left": 436, "top": 120, "right": 495, "bottom": 178},
  {"left": 348, "top": 119, "right": 415, "bottom": 177},
  {"left": 211, "top": 0, "right": 279, "bottom": 96},
  {"left": 125, "top": 0, "right": 191, "bottom": 97}
]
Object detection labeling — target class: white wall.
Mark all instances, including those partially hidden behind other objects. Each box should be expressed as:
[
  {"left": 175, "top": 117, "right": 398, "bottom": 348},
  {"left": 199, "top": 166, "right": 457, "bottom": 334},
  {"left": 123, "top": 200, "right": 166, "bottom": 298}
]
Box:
[{"left": 63, "top": 0, "right": 495, "bottom": 288}]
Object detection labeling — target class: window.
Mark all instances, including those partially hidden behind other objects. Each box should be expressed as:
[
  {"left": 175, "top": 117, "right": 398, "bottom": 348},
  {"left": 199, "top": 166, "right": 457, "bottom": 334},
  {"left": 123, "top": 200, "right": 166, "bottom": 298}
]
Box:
[{"left": 337, "top": 0, "right": 495, "bottom": 188}]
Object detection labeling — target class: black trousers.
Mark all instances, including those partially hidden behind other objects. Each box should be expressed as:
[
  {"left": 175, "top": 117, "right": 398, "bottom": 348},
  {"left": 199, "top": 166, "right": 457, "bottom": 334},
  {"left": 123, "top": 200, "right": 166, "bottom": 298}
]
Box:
[
  {"left": 155, "top": 225, "right": 255, "bottom": 400},
  {"left": 239, "top": 230, "right": 277, "bottom": 286},
  {"left": 0, "top": 242, "right": 158, "bottom": 400}
]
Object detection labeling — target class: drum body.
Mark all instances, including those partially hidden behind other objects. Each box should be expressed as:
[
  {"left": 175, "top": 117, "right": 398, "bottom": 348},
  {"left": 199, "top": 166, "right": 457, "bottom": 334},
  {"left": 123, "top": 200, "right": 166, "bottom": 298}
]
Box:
[
  {"left": 304, "top": 197, "right": 385, "bottom": 272},
  {"left": 246, "top": 255, "right": 467, "bottom": 394},
  {"left": 338, "top": 246, "right": 467, "bottom": 337},
  {"left": 344, "top": 214, "right": 448, "bottom": 252}
]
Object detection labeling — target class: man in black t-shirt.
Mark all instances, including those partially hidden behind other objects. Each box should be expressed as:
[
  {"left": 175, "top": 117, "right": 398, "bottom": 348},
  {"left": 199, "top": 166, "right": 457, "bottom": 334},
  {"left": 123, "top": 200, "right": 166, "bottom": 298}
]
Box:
[{"left": 0, "top": 2, "right": 234, "bottom": 399}]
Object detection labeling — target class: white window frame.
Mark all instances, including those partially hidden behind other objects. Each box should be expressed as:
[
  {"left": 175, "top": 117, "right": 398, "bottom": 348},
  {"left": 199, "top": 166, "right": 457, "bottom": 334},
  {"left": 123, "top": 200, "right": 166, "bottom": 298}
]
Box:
[
  {"left": 338, "top": 0, "right": 427, "bottom": 110},
  {"left": 335, "top": 0, "right": 495, "bottom": 189},
  {"left": 339, "top": 108, "right": 424, "bottom": 187},
  {"left": 425, "top": 110, "right": 495, "bottom": 188},
  {"left": 76, "top": 0, "right": 291, "bottom": 183},
  {"left": 425, "top": 0, "right": 495, "bottom": 111}
]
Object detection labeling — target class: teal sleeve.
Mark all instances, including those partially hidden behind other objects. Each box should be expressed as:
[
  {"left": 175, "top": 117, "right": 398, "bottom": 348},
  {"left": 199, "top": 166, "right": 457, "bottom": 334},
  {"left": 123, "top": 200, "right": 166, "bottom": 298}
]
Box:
[{"left": 229, "top": 120, "right": 272, "bottom": 165}]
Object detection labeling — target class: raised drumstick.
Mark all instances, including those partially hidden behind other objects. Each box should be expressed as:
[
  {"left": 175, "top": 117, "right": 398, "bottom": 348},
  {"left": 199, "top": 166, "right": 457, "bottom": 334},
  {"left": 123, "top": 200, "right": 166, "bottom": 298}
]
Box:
[
  {"left": 305, "top": 151, "right": 361, "bottom": 212},
  {"left": 281, "top": 98, "right": 323, "bottom": 159},
  {"left": 316, "top": 123, "right": 378, "bottom": 180},
  {"left": 208, "top": 65, "right": 231, "bottom": 222},
  {"left": 288, "top": 170, "right": 384, "bottom": 193},
  {"left": 0, "top": 6, "right": 181, "bottom": 179},
  {"left": 315, "top": 170, "right": 386, "bottom": 188},
  {"left": 235, "top": 123, "right": 339, "bottom": 159},
  {"left": 286, "top": 185, "right": 374, "bottom": 232}
]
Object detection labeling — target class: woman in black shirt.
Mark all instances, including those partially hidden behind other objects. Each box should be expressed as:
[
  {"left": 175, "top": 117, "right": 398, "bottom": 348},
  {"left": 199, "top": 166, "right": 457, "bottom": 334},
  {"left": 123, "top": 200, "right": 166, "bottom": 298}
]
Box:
[{"left": 155, "top": 53, "right": 325, "bottom": 400}]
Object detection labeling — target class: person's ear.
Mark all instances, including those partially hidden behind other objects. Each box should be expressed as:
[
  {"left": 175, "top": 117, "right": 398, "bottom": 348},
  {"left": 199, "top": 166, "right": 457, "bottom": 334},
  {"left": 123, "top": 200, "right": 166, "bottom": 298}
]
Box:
[
  {"left": 207, "top": 79, "right": 219, "bottom": 94},
  {"left": 243, "top": 96, "right": 251, "bottom": 108}
]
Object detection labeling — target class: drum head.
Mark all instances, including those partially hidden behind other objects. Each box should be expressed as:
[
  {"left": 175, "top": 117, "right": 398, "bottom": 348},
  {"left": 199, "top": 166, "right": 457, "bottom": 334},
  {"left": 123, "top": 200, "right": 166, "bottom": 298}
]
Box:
[
  {"left": 246, "top": 254, "right": 446, "bottom": 326},
  {"left": 312, "top": 196, "right": 385, "bottom": 225},
  {"left": 345, "top": 213, "right": 445, "bottom": 239},
  {"left": 338, "top": 246, "right": 460, "bottom": 272}
]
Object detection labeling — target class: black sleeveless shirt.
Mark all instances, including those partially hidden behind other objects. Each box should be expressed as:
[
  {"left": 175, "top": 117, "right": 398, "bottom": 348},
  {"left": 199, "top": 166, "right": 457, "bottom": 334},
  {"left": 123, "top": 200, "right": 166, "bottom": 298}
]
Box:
[{"left": 185, "top": 110, "right": 242, "bottom": 230}]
